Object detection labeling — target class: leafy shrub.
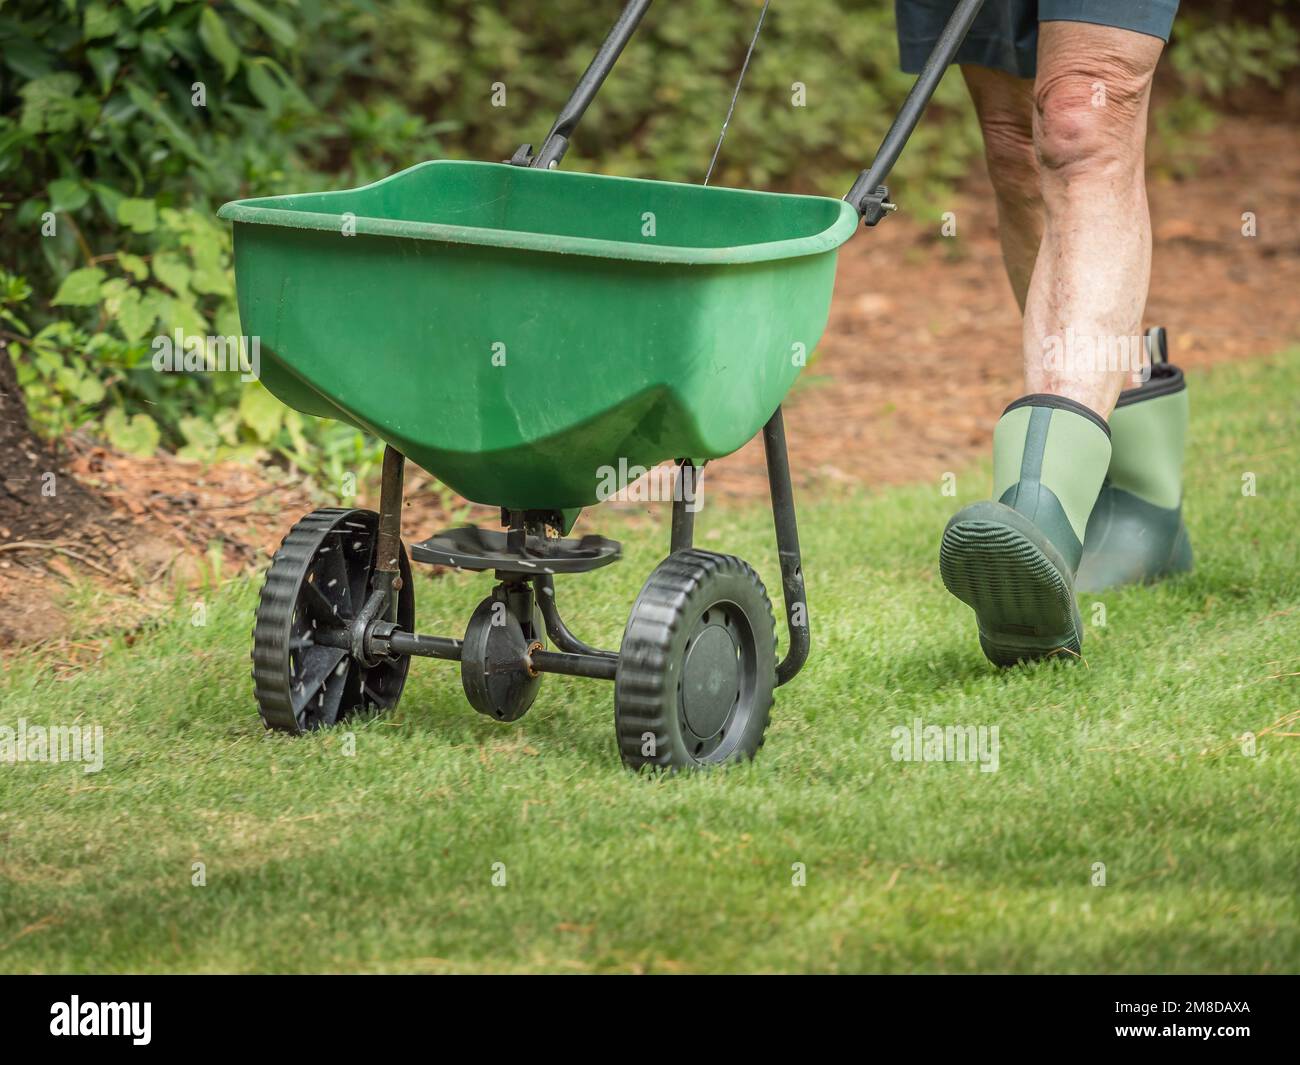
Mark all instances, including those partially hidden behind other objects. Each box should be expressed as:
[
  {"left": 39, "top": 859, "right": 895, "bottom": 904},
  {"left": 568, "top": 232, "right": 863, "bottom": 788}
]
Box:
[
  {"left": 0, "top": 0, "right": 454, "bottom": 486},
  {"left": 1170, "top": 9, "right": 1300, "bottom": 97}
]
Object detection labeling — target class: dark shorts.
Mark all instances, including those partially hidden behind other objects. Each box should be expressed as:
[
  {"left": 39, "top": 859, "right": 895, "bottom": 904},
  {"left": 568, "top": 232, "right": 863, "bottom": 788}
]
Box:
[{"left": 896, "top": 0, "right": 1179, "bottom": 78}]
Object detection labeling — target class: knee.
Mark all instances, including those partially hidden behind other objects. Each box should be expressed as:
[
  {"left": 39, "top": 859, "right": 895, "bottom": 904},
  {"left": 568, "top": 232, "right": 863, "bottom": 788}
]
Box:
[
  {"left": 1034, "top": 61, "right": 1152, "bottom": 180},
  {"left": 979, "top": 114, "right": 1040, "bottom": 208}
]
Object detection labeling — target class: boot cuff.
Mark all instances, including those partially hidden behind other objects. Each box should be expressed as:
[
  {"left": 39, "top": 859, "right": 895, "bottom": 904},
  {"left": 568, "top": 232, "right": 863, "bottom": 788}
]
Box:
[
  {"left": 1115, "top": 362, "right": 1185, "bottom": 408},
  {"left": 1001, "top": 393, "right": 1111, "bottom": 438}
]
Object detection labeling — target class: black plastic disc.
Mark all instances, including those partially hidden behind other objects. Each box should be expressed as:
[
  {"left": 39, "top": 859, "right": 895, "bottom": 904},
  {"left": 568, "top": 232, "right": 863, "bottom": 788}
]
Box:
[{"left": 460, "top": 592, "right": 545, "bottom": 722}]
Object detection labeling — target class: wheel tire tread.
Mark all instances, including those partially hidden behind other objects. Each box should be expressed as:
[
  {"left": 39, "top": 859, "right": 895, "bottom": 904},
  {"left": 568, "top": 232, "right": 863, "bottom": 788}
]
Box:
[
  {"left": 251, "top": 508, "right": 412, "bottom": 733},
  {"left": 615, "top": 548, "right": 776, "bottom": 771}
]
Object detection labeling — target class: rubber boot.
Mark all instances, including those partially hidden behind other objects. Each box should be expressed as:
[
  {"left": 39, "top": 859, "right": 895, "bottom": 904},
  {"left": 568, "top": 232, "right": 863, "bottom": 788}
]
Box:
[
  {"left": 1076, "top": 328, "right": 1192, "bottom": 592},
  {"left": 940, "top": 395, "right": 1112, "bottom": 666}
]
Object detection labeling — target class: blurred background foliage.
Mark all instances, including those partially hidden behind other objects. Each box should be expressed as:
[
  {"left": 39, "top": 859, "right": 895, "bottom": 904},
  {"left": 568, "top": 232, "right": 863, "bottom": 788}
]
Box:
[{"left": 1, "top": 0, "right": 1296, "bottom": 493}]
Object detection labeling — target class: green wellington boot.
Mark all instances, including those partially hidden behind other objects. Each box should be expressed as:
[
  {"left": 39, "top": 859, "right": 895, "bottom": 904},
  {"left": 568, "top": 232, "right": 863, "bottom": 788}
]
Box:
[
  {"left": 940, "top": 394, "right": 1112, "bottom": 666},
  {"left": 1076, "top": 328, "right": 1192, "bottom": 592}
]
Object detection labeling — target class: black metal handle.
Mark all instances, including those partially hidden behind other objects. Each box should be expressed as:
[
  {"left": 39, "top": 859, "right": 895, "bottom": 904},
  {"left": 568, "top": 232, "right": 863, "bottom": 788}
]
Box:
[
  {"left": 522, "top": 0, "right": 653, "bottom": 170},
  {"left": 845, "top": 0, "right": 986, "bottom": 223},
  {"left": 761, "top": 408, "right": 809, "bottom": 687}
]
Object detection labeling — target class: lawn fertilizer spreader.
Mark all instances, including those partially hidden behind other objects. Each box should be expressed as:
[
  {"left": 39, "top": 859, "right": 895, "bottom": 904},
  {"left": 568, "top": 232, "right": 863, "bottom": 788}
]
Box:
[{"left": 220, "top": 0, "right": 987, "bottom": 769}]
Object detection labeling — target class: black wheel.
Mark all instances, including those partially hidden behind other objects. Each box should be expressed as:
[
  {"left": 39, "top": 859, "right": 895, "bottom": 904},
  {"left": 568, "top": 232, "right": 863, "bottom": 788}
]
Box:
[
  {"left": 252, "top": 508, "right": 414, "bottom": 733},
  {"left": 615, "top": 549, "right": 776, "bottom": 771}
]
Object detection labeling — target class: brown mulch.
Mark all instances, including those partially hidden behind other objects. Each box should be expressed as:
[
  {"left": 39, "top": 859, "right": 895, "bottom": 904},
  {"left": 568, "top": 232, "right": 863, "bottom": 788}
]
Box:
[
  {"left": 0, "top": 436, "right": 319, "bottom": 646},
  {"left": 2, "top": 111, "right": 1296, "bottom": 648},
  {"left": 0, "top": 355, "right": 109, "bottom": 543},
  {"left": 0, "top": 420, "right": 471, "bottom": 648}
]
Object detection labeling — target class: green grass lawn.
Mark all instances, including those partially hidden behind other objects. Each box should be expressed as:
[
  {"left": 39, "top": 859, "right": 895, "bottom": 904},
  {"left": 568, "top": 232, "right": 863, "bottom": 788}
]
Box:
[{"left": 2, "top": 350, "right": 1298, "bottom": 974}]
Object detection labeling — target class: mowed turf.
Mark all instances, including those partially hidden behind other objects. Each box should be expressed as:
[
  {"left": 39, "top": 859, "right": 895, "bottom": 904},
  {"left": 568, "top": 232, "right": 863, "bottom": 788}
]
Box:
[{"left": 2, "top": 350, "right": 1297, "bottom": 974}]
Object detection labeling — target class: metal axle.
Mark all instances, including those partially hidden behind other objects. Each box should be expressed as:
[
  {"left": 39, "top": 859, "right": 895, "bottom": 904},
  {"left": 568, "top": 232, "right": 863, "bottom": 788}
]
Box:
[{"left": 385, "top": 627, "right": 617, "bottom": 681}]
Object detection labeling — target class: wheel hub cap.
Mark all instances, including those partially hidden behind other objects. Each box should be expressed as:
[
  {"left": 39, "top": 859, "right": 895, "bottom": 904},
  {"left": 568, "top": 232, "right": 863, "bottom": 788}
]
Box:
[{"left": 681, "top": 622, "right": 741, "bottom": 739}]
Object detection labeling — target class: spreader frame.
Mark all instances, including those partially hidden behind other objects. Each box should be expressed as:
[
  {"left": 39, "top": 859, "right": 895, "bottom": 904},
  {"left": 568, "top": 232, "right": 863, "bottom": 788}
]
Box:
[{"left": 343, "top": 405, "right": 808, "bottom": 688}]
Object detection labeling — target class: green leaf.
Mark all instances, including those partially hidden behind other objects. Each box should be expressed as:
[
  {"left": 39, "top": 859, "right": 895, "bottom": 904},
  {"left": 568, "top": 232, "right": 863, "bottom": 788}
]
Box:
[
  {"left": 152, "top": 251, "right": 191, "bottom": 295},
  {"left": 91, "top": 181, "right": 125, "bottom": 223},
  {"left": 139, "top": 288, "right": 172, "bottom": 334},
  {"left": 83, "top": 2, "right": 122, "bottom": 41},
  {"left": 231, "top": 0, "right": 297, "bottom": 48},
  {"left": 199, "top": 7, "right": 242, "bottom": 82},
  {"left": 215, "top": 443, "right": 265, "bottom": 464},
  {"left": 3, "top": 39, "right": 55, "bottom": 81},
  {"left": 188, "top": 224, "right": 232, "bottom": 295},
  {"left": 76, "top": 375, "right": 107, "bottom": 405},
  {"left": 158, "top": 206, "right": 189, "bottom": 233},
  {"left": 245, "top": 60, "right": 283, "bottom": 117},
  {"left": 103, "top": 408, "right": 161, "bottom": 457},
  {"left": 48, "top": 179, "right": 90, "bottom": 213},
  {"left": 33, "top": 346, "right": 61, "bottom": 376},
  {"left": 99, "top": 277, "right": 129, "bottom": 301},
  {"left": 177, "top": 414, "right": 221, "bottom": 460},
  {"left": 239, "top": 382, "right": 284, "bottom": 443},
  {"left": 39, "top": 218, "right": 80, "bottom": 278},
  {"left": 86, "top": 47, "right": 120, "bottom": 95},
  {"left": 117, "top": 197, "right": 158, "bottom": 234},
  {"left": 179, "top": 415, "right": 220, "bottom": 449},
  {"left": 110, "top": 287, "right": 157, "bottom": 343},
  {"left": 156, "top": 294, "right": 207, "bottom": 340},
  {"left": 118, "top": 253, "right": 150, "bottom": 281},
  {"left": 185, "top": 219, "right": 226, "bottom": 270},
  {"left": 124, "top": 80, "right": 206, "bottom": 166},
  {"left": 19, "top": 73, "right": 89, "bottom": 134},
  {"left": 214, "top": 303, "right": 243, "bottom": 341},
  {"left": 191, "top": 265, "right": 233, "bottom": 297},
  {"left": 52, "top": 267, "right": 106, "bottom": 307},
  {"left": 213, "top": 408, "right": 243, "bottom": 448}
]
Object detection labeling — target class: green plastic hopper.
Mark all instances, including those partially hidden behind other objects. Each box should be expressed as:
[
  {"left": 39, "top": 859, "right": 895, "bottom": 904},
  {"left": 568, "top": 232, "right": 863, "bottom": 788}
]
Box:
[{"left": 219, "top": 159, "right": 857, "bottom": 510}]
